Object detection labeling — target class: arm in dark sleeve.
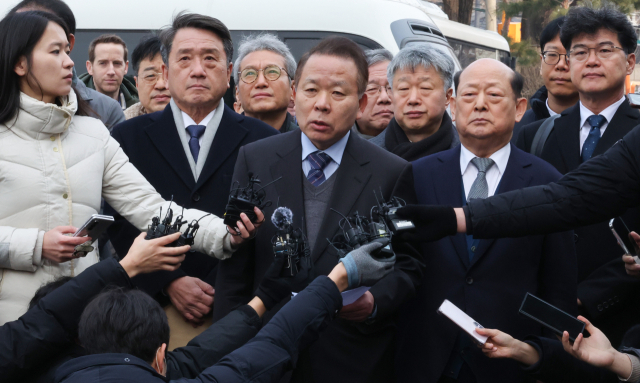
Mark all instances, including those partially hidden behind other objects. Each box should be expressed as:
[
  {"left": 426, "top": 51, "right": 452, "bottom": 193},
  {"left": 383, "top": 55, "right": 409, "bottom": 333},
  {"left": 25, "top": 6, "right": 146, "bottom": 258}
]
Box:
[
  {"left": 537, "top": 230, "right": 579, "bottom": 317},
  {"left": 468, "top": 126, "right": 640, "bottom": 238},
  {"left": 212, "top": 146, "right": 256, "bottom": 321},
  {"left": 178, "top": 276, "right": 342, "bottom": 383},
  {"left": 522, "top": 336, "right": 617, "bottom": 383},
  {"left": 166, "top": 305, "right": 262, "bottom": 380},
  {"left": 368, "top": 163, "right": 425, "bottom": 320},
  {"left": 0, "top": 258, "right": 132, "bottom": 381}
]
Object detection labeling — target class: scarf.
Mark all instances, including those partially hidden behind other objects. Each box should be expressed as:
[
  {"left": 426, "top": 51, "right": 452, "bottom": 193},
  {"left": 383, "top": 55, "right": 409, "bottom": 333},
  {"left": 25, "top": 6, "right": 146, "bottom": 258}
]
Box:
[{"left": 384, "top": 113, "right": 454, "bottom": 162}]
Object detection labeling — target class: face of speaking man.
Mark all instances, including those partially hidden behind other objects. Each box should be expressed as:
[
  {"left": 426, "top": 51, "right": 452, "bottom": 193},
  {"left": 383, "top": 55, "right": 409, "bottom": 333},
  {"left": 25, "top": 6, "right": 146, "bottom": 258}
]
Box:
[
  {"left": 163, "top": 27, "right": 232, "bottom": 121},
  {"left": 451, "top": 58, "right": 527, "bottom": 155},
  {"left": 294, "top": 54, "right": 367, "bottom": 150},
  {"left": 135, "top": 53, "right": 171, "bottom": 113}
]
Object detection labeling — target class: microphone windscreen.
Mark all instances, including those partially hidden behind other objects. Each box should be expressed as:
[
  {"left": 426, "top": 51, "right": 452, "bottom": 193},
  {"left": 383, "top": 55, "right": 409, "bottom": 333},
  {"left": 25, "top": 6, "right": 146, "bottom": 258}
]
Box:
[{"left": 271, "top": 207, "right": 293, "bottom": 230}]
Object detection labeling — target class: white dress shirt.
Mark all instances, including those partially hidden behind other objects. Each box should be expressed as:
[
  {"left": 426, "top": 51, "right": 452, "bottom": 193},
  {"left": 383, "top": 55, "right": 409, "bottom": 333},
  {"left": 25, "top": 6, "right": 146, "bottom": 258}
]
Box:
[
  {"left": 460, "top": 143, "right": 511, "bottom": 199},
  {"left": 301, "top": 131, "right": 350, "bottom": 180},
  {"left": 546, "top": 99, "right": 559, "bottom": 117},
  {"left": 578, "top": 95, "right": 625, "bottom": 154}
]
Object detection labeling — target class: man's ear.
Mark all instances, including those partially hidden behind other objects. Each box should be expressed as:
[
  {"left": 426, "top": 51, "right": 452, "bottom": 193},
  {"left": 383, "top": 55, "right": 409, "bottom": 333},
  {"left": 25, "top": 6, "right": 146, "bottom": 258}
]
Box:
[
  {"left": 162, "top": 63, "right": 169, "bottom": 87},
  {"left": 514, "top": 97, "right": 528, "bottom": 122},
  {"left": 227, "top": 62, "right": 233, "bottom": 89},
  {"left": 124, "top": 61, "right": 129, "bottom": 73},
  {"left": 68, "top": 34, "right": 76, "bottom": 52},
  {"left": 152, "top": 343, "right": 167, "bottom": 376},
  {"left": 445, "top": 88, "right": 454, "bottom": 106},
  {"left": 356, "top": 93, "right": 368, "bottom": 120},
  {"left": 134, "top": 76, "right": 138, "bottom": 89},
  {"left": 449, "top": 96, "right": 457, "bottom": 122},
  {"left": 86, "top": 60, "right": 93, "bottom": 76},
  {"left": 14, "top": 56, "right": 28, "bottom": 77},
  {"left": 626, "top": 53, "right": 636, "bottom": 76}
]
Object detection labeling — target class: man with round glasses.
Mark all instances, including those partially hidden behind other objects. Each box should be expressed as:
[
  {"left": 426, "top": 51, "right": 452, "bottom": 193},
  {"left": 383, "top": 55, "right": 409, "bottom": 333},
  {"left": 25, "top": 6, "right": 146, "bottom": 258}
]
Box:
[
  {"left": 124, "top": 35, "right": 172, "bottom": 119},
  {"left": 512, "top": 16, "right": 578, "bottom": 143},
  {"left": 234, "top": 33, "right": 298, "bottom": 132}
]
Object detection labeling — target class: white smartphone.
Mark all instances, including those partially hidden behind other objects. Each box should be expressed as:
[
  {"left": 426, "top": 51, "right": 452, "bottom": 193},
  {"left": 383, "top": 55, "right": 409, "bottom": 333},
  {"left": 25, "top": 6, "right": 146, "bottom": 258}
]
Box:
[
  {"left": 609, "top": 217, "right": 640, "bottom": 265},
  {"left": 73, "top": 214, "right": 114, "bottom": 244},
  {"left": 437, "top": 299, "right": 488, "bottom": 345}
]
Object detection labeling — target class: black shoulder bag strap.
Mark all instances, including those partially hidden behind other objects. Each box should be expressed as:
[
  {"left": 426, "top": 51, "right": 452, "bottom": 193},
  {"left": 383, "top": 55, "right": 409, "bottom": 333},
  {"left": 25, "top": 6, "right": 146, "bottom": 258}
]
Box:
[{"left": 530, "top": 114, "right": 561, "bottom": 157}]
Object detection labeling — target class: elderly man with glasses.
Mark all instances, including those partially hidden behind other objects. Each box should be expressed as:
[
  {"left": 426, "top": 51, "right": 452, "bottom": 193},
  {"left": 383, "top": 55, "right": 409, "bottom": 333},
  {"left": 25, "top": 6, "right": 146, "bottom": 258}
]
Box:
[
  {"left": 234, "top": 33, "right": 298, "bottom": 132},
  {"left": 124, "top": 35, "right": 172, "bottom": 119},
  {"left": 511, "top": 16, "right": 579, "bottom": 144},
  {"left": 105, "top": 13, "right": 278, "bottom": 349}
]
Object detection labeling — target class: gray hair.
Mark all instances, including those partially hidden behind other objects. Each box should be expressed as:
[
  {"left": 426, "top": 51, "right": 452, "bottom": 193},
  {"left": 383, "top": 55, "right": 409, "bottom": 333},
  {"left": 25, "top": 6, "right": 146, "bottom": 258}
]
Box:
[
  {"left": 365, "top": 49, "right": 393, "bottom": 67},
  {"left": 233, "top": 33, "right": 297, "bottom": 85},
  {"left": 387, "top": 44, "right": 455, "bottom": 91}
]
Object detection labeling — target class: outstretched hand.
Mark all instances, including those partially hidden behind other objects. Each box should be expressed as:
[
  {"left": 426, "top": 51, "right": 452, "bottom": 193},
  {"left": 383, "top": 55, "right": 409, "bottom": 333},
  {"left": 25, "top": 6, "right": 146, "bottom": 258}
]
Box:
[
  {"left": 561, "top": 316, "right": 617, "bottom": 368},
  {"left": 119, "top": 232, "right": 188, "bottom": 278},
  {"left": 255, "top": 252, "right": 314, "bottom": 311},
  {"left": 476, "top": 327, "right": 540, "bottom": 366}
]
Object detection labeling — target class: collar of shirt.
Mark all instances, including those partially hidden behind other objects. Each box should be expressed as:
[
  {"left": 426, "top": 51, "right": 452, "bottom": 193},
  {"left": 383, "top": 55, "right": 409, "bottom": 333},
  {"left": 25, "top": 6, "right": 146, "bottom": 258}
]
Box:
[
  {"left": 301, "top": 130, "right": 350, "bottom": 179},
  {"left": 460, "top": 143, "right": 511, "bottom": 199},
  {"left": 579, "top": 95, "right": 625, "bottom": 129},
  {"left": 545, "top": 99, "right": 559, "bottom": 117}
]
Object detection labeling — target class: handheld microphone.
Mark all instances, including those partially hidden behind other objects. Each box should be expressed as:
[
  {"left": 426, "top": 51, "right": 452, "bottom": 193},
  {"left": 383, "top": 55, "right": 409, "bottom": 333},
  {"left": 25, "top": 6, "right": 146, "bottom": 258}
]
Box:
[{"left": 223, "top": 173, "right": 282, "bottom": 229}]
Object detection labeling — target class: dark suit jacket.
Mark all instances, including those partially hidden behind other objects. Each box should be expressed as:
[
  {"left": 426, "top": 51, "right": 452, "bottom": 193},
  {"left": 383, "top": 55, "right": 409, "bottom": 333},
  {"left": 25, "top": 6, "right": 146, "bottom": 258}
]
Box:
[
  {"left": 516, "top": 100, "right": 640, "bottom": 346},
  {"left": 105, "top": 104, "right": 278, "bottom": 296},
  {"left": 395, "top": 144, "right": 577, "bottom": 383},
  {"left": 213, "top": 129, "right": 423, "bottom": 383}
]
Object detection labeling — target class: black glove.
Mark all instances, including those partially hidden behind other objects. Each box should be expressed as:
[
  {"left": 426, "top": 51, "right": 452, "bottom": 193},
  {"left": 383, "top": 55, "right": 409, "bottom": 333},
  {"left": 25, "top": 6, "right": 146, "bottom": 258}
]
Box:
[
  {"left": 255, "top": 254, "right": 314, "bottom": 311},
  {"left": 395, "top": 204, "right": 458, "bottom": 243}
]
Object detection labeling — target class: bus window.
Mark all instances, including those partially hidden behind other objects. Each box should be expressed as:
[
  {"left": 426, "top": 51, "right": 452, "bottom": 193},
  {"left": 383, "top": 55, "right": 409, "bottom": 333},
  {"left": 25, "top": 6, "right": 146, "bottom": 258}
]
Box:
[{"left": 447, "top": 38, "right": 499, "bottom": 68}]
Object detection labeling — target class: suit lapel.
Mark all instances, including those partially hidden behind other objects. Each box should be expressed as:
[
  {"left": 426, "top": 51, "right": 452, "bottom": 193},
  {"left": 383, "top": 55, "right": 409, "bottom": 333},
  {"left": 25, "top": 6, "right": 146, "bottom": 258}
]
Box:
[
  {"left": 312, "top": 134, "right": 372, "bottom": 263},
  {"left": 430, "top": 147, "right": 470, "bottom": 269},
  {"left": 594, "top": 99, "right": 640, "bottom": 157},
  {"left": 469, "top": 146, "right": 532, "bottom": 268},
  {"left": 552, "top": 104, "right": 582, "bottom": 172},
  {"left": 270, "top": 131, "right": 305, "bottom": 229},
  {"left": 195, "top": 106, "right": 249, "bottom": 191},
  {"left": 144, "top": 106, "right": 196, "bottom": 189}
]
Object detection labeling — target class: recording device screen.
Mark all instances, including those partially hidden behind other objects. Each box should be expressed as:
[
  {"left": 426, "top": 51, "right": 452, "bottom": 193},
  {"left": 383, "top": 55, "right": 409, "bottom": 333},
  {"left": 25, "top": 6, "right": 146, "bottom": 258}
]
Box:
[
  {"left": 609, "top": 217, "right": 638, "bottom": 255},
  {"left": 519, "top": 293, "right": 585, "bottom": 342}
]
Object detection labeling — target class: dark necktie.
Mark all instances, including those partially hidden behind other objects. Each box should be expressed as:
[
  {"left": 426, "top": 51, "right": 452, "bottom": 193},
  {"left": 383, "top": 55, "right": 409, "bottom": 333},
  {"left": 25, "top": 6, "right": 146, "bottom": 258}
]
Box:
[
  {"left": 186, "top": 125, "right": 206, "bottom": 162},
  {"left": 306, "top": 151, "right": 331, "bottom": 186},
  {"left": 581, "top": 115, "right": 606, "bottom": 162},
  {"left": 467, "top": 157, "right": 495, "bottom": 201}
]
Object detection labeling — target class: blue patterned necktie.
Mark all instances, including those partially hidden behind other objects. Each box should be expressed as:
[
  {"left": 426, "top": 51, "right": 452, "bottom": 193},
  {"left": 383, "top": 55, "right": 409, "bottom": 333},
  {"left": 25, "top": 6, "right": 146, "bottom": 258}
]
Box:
[
  {"left": 186, "top": 125, "right": 206, "bottom": 162},
  {"left": 467, "top": 157, "right": 495, "bottom": 201},
  {"left": 581, "top": 115, "right": 606, "bottom": 162},
  {"left": 306, "top": 151, "right": 332, "bottom": 186}
]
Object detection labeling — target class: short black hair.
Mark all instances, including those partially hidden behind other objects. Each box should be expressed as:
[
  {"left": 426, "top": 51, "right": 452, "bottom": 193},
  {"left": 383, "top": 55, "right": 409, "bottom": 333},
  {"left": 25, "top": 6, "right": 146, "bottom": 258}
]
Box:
[
  {"left": 453, "top": 66, "right": 524, "bottom": 99},
  {"left": 294, "top": 36, "right": 369, "bottom": 96},
  {"left": 560, "top": 5, "right": 637, "bottom": 54},
  {"left": 7, "top": 0, "right": 76, "bottom": 34},
  {"left": 159, "top": 11, "right": 233, "bottom": 65},
  {"left": 29, "top": 276, "right": 73, "bottom": 310},
  {"left": 539, "top": 16, "right": 565, "bottom": 51},
  {"left": 131, "top": 34, "right": 162, "bottom": 75},
  {"left": 79, "top": 288, "right": 169, "bottom": 363}
]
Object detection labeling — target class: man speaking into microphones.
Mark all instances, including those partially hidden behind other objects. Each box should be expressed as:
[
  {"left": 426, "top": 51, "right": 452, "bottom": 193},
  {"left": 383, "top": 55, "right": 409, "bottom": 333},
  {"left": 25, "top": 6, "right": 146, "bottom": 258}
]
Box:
[
  {"left": 394, "top": 59, "right": 578, "bottom": 383},
  {"left": 213, "top": 37, "right": 423, "bottom": 383}
]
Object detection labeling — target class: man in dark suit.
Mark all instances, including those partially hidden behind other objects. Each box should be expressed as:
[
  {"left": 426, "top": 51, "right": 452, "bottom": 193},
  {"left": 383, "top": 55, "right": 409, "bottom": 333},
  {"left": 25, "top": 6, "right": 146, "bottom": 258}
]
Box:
[
  {"left": 395, "top": 58, "right": 577, "bottom": 383},
  {"left": 515, "top": 6, "right": 640, "bottom": 346},
  {"left": 105, "top": 13, "right": 278, "bottom": 348},
  {"left": 213, "top": 37, "right": 423, "bottom": 383}
]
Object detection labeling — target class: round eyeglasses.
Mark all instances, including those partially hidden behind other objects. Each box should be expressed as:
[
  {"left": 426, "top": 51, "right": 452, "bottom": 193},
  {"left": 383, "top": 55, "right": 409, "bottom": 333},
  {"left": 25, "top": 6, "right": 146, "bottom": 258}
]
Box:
[
  {"left": 239, "top": 65, "right": 289, "bottom": 84},
  {"left": 141, "top": 72, "right": 163, "bottom": 85},
  {"left": 542, "top": 51, "right": 568, "bottom": 65},
  {"left": 568, "top": 45, "right": 626, "bottom": 62}
]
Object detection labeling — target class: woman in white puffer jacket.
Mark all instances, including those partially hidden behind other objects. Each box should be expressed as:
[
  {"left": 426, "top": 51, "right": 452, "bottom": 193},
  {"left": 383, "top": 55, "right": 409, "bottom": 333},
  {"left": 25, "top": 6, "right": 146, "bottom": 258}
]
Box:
[{"left": 0, "top": 11, "right": 260, "bottom": 324}]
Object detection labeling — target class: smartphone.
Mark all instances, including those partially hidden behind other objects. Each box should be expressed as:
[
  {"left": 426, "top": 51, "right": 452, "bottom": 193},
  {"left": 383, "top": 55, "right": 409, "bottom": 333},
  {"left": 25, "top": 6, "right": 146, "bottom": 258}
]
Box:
[
  {"left": 437, "top": 299, "right": 488, "bottom": 345},
  {"left": 519, "top": 293, "right": 585, "bottom": 342},
  {"left": 609, "top": 217, "right": 640, "bottom": 264},
  {"left": 73, "top": 214, "right": 114, "bottom": 244}
]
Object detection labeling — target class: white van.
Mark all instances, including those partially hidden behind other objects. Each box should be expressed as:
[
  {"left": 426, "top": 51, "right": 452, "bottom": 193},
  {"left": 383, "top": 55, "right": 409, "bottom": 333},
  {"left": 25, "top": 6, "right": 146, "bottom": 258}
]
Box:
[{"left": 24, "top": 0, "right": 511, "bottom": 74}]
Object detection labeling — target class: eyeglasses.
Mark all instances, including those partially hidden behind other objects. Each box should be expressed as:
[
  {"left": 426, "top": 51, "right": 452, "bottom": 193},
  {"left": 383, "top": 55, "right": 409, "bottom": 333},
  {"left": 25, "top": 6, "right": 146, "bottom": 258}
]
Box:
[
  {"left": 141, "top": 72, "right": 163, "bottom": 85},
  {"left": 365, "top": 84, "right": 392, "bottom": 96},
  {"left": 239, "top": 65, "right": 288, "bottom": 84},
  {"left": 542, "top": 51, "right": 568, "bottom": 65},
  {"left": 568, "top": 44, "right": 626, "bottom": 62}
]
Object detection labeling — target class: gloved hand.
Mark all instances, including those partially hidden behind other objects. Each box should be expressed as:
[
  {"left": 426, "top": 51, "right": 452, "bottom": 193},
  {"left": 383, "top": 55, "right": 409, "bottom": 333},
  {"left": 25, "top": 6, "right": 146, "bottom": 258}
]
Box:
[
  {"left": 255, "top": 253, "right": 314, "bottom": 311},
  {"left": 395, "top": 204, "right": 457, "bottom": 243},
  {"left": 339, "top": 241, "right": 395, "bottom": 289}
]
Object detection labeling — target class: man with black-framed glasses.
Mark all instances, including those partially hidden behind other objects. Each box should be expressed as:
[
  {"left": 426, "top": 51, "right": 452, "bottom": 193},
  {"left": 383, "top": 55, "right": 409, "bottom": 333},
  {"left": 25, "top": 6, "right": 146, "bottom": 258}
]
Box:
[
  {"left": 512, "top": 16, "right": 578, "bottom": 144},
  {"left": 124, "top": 35, "right": 172, "bottom": 119},
  {"left": 233, "top": 33, "right": 299, "bottom": 132}
]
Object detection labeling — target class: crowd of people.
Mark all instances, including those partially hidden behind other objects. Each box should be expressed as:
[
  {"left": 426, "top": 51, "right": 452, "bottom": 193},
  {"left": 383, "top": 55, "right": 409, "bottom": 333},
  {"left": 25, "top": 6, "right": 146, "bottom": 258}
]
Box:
[{"left": 2, "top": 0, "right": 640, "bottom": 382}]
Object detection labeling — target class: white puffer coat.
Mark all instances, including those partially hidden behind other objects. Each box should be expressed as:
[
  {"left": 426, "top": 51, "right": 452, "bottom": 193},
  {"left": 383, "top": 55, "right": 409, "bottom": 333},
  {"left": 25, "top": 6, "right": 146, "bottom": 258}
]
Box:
[{"left": 0, "top": 91, "right": 233, "bottom": 324}]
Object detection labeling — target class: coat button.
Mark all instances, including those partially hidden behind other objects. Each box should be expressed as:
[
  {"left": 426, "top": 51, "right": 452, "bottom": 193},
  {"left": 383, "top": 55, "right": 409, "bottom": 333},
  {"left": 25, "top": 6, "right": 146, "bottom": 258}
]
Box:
[
  {"left": 597, "top": 304, "right": 603, "bottom": 311},
  {"left": 50, "top": 136, "right": 55, "bottom": 141},
  {"left": 466, "top": 277, "right": 473, "bottom": 285},
  {"left": 53, "top": 147, "right": 58, "bottom": 152},
  {"left": 192, "top": 193, "right": 200, "bottom": 202},
  {"left": 124, "top": 358, "right": 130, "bottom": 362},
  {"left": 62, "top": 193, "right": 68, "bottom": 199}
]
